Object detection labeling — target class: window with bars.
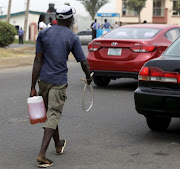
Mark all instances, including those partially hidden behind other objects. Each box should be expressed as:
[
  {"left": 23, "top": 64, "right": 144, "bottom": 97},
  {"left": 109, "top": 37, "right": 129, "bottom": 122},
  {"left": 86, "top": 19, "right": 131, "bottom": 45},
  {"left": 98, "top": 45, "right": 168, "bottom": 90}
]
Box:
[
  {"left": 153, "top": 0, "right": 164, "bottom": 16},
  {"left": 172, "top": 0, "right": 180, "bottom": 15}
]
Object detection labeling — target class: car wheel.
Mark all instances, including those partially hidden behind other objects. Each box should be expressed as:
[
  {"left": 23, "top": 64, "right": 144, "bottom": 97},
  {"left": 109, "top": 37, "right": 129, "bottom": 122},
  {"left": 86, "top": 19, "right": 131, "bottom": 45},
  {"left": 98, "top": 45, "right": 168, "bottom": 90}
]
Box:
[
  {"left": 93, "top": 76, "right": 110, "bottom": 86},
  {"left": 146, "top": 116, "right": 171, "bottom": 131}
]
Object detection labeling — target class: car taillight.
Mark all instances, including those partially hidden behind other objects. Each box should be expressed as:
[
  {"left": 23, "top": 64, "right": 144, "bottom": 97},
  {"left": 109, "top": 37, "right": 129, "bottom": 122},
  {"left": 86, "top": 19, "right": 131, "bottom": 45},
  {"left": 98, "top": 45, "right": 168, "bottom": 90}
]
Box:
[
  {"left": 138, "top": 66, "right": 150, "bottom": 81},
  {"left": 139, "top": 66, "right": 179, "bottom": 83},
  {"left": 131, "top": 45, "right": 156, "bottom": 52},
  {"left": 88, "top": 43, "right": 100, "bottom": 51}
]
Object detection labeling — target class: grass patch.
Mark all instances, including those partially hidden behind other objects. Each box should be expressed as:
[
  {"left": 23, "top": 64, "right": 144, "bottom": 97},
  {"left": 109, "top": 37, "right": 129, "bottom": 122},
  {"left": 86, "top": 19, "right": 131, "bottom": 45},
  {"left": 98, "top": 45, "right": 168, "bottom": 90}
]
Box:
[
  {"left": 13, "top": 38, "right": 35, "bottom": 44},
  {"left": 0, "top": 47, "right": 35, "bottom": 58}
]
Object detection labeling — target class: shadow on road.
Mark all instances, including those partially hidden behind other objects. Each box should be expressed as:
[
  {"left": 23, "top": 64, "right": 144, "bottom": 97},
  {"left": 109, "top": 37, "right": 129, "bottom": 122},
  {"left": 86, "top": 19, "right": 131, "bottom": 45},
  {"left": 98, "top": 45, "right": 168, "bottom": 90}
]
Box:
[
  {"left": 93, "top": 78, "right": 138, "bottom": 92},
  {"left": 142, "top": 127, "right": 180, "bottom": 143}
]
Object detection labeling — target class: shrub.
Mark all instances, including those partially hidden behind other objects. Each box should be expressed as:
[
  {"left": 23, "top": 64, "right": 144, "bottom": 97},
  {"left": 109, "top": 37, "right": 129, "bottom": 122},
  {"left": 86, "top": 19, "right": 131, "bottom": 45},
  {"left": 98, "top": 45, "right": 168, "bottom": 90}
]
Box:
[{"left": 0, "top": 21, "right": 16, "bottom": 47}]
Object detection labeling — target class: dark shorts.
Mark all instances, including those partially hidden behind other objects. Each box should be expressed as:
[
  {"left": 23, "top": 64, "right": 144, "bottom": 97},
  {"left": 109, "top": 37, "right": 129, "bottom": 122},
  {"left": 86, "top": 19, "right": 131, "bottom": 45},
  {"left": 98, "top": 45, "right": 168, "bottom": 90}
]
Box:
[{"left": 38, "top": 79, "right": 67, "bottom": 130}]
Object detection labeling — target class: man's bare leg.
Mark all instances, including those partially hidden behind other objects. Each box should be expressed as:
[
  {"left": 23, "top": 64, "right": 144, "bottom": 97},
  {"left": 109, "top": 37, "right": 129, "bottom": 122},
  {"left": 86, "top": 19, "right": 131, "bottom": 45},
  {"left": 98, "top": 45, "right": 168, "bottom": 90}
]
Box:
[
  {"left": 53, "top": 126, "right": 65, "bottom": 153},
  {"left": 37, "top": 128, "right": 55, "bottom": 163}
]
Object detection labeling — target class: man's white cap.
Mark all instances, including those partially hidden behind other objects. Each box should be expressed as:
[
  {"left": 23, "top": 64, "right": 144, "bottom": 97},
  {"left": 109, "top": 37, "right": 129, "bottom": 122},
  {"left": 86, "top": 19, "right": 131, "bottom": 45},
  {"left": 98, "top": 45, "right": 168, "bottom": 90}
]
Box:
[{"left": 56, "top": 5, "right": 76, "bottom": 20}]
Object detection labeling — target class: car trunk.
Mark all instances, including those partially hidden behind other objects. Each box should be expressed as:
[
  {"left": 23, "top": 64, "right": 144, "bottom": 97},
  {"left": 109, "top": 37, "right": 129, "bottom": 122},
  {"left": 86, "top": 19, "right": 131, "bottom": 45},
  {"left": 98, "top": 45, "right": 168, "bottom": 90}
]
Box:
[
  {"left": 141, "top": 59, "right": 180, "bottom": 90},
  {"left": 93, "top": 39, "right": 148, "bottom": 61}
]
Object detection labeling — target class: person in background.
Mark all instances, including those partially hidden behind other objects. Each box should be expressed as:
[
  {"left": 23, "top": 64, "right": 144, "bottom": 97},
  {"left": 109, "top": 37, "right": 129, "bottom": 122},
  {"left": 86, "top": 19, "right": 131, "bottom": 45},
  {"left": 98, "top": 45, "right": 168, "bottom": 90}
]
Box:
[
  {"left": 30, "top": 5, "right": 92, "bottom": 168},
  {"left": 92, "top": 19, "right": 100, "bottom": 39},
  {"left": 103, "top": 19, "right": 111, "bottom": 29},
  {"left": 113, "top": 21, "right": 119, "bottom": 29},
  {"left": 38, "top": 14, "right": 47, "bottom": 31},
  {"left": 47, "top": 17, "right": 53, "bottom": 27},
  {"left": 90, "top": 19, "right": 96, "bottom": 39},
  {"left": 18, "top": 27, "right": 24, "bottom": 44},
  {"left": 90, "top": 19, "right": 95, "bottom": 30}
]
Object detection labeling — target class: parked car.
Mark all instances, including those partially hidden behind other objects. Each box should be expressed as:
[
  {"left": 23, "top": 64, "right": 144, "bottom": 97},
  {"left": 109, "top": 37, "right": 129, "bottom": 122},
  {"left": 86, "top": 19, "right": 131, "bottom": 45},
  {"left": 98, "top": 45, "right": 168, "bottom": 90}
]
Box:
[
  {"left": 76, "top": 30, "right": 92, "bottom": 45},
  {"left": 87, "top": 24, "right": 180, "bottom": 86},
  {"left": 134, "top": 36, "right": 180, "bottom": 131}
]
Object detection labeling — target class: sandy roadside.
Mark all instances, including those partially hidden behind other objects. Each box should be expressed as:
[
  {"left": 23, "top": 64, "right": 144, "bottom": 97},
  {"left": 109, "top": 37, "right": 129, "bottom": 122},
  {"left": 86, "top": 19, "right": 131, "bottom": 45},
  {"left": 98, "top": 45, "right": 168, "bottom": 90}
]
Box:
[
  {"left": 0, "top": 46, "right": 74, "bottom": 69},
  {"left": 0, "top": 47, "right": 35, "bottom": 69}
]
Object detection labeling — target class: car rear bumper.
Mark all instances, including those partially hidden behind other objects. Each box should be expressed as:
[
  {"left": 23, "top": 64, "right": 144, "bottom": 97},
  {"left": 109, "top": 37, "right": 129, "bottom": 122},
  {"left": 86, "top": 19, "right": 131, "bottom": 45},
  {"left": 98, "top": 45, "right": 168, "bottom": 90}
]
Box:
[
  {"left": 91, "top": 70, "right": 138, "bottom": 79},
  {"left": 134, "top": 87, "right": 180, "bottom": 117},
  {"left": 88, "top": 52, "right": 156, "bottom": 74}
]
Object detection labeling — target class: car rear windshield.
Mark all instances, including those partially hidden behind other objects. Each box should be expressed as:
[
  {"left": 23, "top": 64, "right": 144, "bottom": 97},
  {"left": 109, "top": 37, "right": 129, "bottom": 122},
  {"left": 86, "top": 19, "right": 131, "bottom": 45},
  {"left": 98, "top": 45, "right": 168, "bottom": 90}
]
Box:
[
  {"left": 103, "top": 28, "right": 161, "bottom": 39},
  {"left": 163, "top": 37, "right": 180, "bottom": 58}
]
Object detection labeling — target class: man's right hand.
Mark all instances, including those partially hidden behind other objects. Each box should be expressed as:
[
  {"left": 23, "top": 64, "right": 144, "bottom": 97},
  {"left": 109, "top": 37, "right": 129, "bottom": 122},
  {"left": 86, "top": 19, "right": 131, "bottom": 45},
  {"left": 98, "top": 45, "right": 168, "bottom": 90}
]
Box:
[
  {"left": 86, "top": 76, "right": 93, "bottom": 85},
  {"left": 30, "top": 88, "right": 37, "bottom": 97}
]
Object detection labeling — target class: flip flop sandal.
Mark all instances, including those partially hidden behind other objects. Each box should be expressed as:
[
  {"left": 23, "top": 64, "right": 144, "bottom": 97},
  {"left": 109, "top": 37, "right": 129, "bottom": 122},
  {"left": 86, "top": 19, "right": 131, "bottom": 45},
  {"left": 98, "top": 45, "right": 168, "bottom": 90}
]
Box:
[
  {"left": 37, "top": 159, "right": 53, "bottom": 168},
  {"left": 55, "top": 139, "right": 66, "bottom": 155}
]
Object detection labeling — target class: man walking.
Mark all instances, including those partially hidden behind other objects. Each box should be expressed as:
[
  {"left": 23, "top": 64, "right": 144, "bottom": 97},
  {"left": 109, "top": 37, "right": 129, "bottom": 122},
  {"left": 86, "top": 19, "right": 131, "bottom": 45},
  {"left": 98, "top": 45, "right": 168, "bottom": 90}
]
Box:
[
  {"left": 91, "top": 19, "right": 100, "bottom": 39},
  {"left": 30, "top": 5, "right": 92, "bottom": 168},
  {"left": 18, "top": 27, "right": 24, "bottom": 44}
]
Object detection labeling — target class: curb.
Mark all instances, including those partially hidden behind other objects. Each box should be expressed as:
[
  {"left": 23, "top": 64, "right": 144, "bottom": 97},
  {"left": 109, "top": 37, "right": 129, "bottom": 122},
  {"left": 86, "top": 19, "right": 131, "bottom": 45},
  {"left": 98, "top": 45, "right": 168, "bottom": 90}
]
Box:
[{"left": 0, "top": 56, "right": 34, "bottom": 69}]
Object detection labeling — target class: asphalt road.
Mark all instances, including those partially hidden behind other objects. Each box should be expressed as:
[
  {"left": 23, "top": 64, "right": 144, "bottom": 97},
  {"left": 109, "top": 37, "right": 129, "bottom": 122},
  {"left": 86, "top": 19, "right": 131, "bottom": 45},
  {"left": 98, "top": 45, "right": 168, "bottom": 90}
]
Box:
[{"left": 1, "top": 49, "right": 180, "bottom": 169}]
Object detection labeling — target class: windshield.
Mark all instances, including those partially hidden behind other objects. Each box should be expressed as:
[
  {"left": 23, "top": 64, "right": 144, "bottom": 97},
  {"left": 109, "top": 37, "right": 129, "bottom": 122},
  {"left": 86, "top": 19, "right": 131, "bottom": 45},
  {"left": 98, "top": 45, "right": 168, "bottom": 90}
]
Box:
[
  {"left": 103, "top": 28, "right": 161, "bottom": 39},
  {"left": 163, "top": 37, "right": 180, "bottom": 58}
]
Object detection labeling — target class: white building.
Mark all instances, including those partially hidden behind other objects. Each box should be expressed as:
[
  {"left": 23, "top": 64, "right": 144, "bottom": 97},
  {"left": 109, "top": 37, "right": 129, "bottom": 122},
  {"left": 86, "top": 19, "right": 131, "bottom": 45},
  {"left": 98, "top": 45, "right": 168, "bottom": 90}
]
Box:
[{"left": 0, "top": 10, "right": 43, "bottom": 41}]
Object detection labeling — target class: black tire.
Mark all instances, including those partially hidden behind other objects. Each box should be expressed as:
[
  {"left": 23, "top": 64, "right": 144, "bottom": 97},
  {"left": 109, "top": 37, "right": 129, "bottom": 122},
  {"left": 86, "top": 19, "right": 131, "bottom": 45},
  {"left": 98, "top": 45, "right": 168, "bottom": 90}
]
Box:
[
  {"left": 93, "top": 76, "right": 110, "bottom": 86},
  {"left": 146, "top": 116, "right": 171, "bottom": 131}
]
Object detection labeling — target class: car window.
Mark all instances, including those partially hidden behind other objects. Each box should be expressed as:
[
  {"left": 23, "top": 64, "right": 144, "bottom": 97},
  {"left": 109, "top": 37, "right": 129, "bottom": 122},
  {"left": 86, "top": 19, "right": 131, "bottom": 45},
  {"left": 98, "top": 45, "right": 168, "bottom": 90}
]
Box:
[
  {"left": 103, "top": 28, "right": 161, "bottom": 39},
  {"left": 85, "top": 31, "right": 92, "bottom": 35},
  {"left": 77, "top": 31, "right": 92, "bottom": 36},
  {"left": 164, "top": 28, "right": 180, "bottom": 42},
  {"left": 163, "top": 37, "right": 180, "bottom": 58},
  {"left": 77, "top": 31, "right": 85, "bottom": 35}
]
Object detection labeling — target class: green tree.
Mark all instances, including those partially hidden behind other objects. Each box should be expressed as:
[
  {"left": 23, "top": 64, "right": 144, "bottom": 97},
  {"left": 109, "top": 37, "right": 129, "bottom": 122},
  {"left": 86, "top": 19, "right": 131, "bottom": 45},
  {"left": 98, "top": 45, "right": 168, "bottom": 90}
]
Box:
[
  {"left": 126, "top": 0, "right": 147, "bottom": 23},
  {"left": 77, "top": 0, "right": 109, "bottom": 20},
  {"left": 0, "top": 21, "right": 16, "bottom": 47}
]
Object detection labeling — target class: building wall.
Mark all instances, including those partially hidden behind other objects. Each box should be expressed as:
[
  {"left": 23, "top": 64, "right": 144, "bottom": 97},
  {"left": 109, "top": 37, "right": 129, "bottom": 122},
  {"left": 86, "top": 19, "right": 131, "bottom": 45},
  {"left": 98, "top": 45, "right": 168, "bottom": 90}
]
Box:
[
  {"left": 166, "top": 0, "right": 180, "bottom": 25},
  {"left": 116, "top": 0, "right": 123, "bottom": 23},
  {"left": 0, "top": 13, "right": 40, "bottom": 41},
  {"left": 116, "top": 0, "right": 153, "bottom": 24},
  {"left": 115, "top": 0, "right": 180, "bottom": 25},
  {"left": 1, "top": 15, "right": 24, "bottom": 29},
  {"left": 1, "top": 15, "right": 26, "bottom": 38},
  {"left": 166, "top": 0, "right": 172, "bottom": 24},
  {"left": 141, "top": 0, "right": 153, "bottom": 23},
  {"left": 28, "top": 14, "right": 39, "bottom": 40}
]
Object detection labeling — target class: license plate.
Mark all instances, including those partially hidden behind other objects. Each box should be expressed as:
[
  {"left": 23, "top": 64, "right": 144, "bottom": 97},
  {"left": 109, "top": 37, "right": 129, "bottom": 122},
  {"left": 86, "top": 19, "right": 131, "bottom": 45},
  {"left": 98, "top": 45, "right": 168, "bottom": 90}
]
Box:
[{"left": 108, "top": 48, "right": 122, "bottom": 56}]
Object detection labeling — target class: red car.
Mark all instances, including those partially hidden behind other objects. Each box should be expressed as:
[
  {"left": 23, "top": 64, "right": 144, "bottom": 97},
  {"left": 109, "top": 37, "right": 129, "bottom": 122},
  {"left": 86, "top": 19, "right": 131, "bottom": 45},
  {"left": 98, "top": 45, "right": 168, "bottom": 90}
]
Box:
[{"left": 87, "top": 24, "right": 180, "bottom": 86}]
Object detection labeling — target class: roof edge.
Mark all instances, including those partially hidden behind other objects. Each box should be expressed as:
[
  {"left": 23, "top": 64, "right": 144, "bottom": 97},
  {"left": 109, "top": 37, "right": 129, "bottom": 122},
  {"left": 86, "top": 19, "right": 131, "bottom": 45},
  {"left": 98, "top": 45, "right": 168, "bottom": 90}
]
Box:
[{"left": 0, "top": 10, "right": 45, "bottom": 19}]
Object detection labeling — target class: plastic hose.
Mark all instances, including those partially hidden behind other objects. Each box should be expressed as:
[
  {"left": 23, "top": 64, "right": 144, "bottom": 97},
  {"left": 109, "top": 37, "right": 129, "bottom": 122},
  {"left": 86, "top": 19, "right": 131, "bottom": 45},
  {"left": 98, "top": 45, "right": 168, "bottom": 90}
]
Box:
[{"left": 80, "top": 72, "right": 94, "bottom": 112}]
